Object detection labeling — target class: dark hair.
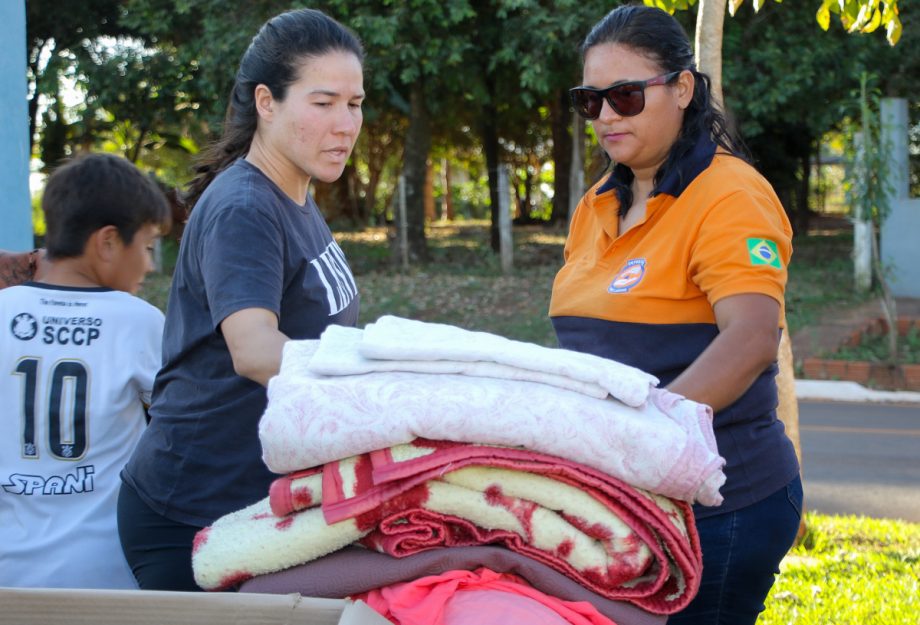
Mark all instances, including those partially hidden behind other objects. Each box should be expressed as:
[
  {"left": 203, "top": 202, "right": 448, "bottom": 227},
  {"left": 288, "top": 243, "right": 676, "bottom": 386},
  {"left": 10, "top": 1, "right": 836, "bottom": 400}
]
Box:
[
  {"left": 580, "top": 4, "right": 747, "bottom": 213},
  {"left": 42, "top": 152, "right": 171, "bottom": 260},
  {"left": 184, "top": 8, "right": 364, "bottom": 209}
]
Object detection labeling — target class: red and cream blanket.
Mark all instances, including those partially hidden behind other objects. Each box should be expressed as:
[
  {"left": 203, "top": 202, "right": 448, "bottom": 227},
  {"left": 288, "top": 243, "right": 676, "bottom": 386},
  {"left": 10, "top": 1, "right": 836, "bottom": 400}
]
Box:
[{"left": 192, "top": 440, "right": 701, "bottom": 615}]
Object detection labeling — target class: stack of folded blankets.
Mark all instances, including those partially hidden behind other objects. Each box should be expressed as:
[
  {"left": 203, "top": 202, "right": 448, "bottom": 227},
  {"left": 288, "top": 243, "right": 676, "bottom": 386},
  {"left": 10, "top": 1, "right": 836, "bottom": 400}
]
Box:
[{"left": 191, "top": 316, "right": 727, "bottom": 625}]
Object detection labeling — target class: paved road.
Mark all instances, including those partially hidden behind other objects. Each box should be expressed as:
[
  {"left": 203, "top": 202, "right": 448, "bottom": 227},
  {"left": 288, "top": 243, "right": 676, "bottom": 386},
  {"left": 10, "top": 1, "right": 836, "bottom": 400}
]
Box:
[{"left": 798, "top": 400, "right": 920, "bottom": 523}]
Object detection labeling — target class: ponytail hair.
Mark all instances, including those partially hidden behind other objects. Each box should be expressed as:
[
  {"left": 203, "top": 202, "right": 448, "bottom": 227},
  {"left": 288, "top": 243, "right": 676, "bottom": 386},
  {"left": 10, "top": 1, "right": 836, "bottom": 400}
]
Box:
[{"left": 184, "top": 8, "right": 363, "bottom": 209}]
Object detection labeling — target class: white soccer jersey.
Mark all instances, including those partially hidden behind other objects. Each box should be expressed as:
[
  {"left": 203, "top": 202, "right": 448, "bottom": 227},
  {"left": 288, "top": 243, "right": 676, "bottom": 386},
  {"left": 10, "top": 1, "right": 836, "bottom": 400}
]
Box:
[{"left": 0, "top": 283, "right": 163, "bottom": 589}]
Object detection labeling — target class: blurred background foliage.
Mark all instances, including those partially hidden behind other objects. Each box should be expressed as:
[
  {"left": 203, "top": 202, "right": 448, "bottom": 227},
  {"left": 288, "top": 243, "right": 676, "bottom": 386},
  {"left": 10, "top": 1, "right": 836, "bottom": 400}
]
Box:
[{"left": 25, "top": 0, "right": 920, "bottom": 247}]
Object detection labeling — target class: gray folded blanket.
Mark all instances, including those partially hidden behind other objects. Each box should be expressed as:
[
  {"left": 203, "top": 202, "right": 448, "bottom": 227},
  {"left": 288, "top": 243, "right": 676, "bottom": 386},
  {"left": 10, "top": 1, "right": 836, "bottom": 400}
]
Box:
[{"left": 238, "top": 545, "right": 665, "bottom": 625}]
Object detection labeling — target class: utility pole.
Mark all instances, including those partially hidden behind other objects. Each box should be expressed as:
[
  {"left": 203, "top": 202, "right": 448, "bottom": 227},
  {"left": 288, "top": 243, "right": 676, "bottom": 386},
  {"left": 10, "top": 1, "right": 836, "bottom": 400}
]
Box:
[
  {"left": 397, "top": 175, "right": 409, "bottom": 271},
  {"left": 497, "top": 165, "right": 513, "bottom": 275}
]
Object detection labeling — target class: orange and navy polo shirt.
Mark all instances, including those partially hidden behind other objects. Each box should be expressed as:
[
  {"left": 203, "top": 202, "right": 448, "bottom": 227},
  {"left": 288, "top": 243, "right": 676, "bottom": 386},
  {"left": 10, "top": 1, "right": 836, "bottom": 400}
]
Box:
[{"left": 550, "top": 134, "right": 799, "bottom": 517}]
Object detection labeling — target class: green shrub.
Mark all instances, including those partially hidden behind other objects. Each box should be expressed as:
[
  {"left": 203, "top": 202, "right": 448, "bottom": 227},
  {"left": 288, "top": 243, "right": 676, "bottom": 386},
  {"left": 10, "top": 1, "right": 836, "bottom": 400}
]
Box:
[{"left": 830, "top": 326, "right": 920, "bottom": 364}]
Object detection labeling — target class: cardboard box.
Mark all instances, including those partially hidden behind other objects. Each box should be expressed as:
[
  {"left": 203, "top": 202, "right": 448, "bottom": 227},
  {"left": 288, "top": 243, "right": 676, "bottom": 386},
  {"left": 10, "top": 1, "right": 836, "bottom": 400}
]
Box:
[{"left": 0, "top": 588, "right": 390, "bottom": 625}]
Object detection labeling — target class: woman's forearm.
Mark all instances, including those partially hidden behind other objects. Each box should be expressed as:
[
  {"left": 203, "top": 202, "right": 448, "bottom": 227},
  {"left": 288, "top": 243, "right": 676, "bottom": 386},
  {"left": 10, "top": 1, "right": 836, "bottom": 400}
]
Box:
[
  {"left": 668, "top": 293, "right": 781, "bottom": 412},
  {"left": 667, "top": 324, "right": 778, "bottom": 411},
  {"left": 221, "top": 308, "right": 289, "bottom": 386}
]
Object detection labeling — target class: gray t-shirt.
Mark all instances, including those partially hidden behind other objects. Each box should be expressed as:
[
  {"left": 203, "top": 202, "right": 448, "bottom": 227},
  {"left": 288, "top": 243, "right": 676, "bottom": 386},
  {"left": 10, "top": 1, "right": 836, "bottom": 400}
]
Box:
[{"left": 123, "top": 159, "right": 359, "bottom": 526}]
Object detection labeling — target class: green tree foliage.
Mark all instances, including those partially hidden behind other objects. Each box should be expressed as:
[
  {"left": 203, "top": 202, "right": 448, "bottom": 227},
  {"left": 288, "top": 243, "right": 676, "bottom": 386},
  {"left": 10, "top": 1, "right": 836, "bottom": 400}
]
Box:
[
  {"left": 26, "top": 0, "right": 131, "bottom": 163},
  {"left": 330, "top": 0, "right": 608, "bottom": 254},
  {"left": 25, "top": 0, "right": 917, "bottom": 256},
  {"left": 649, "top": 0, "right": 916, "bottom": 232},
  {"left": 738, "top": 2, "right": 916, "bottom": 229},
  {"left": 816, "top": 0, "right": 903, "bottom": 44},
  {"left": 464, "top": 0, "right": 606, "bottom": 243},
  {"left": 77, "top": 42, "right": 199, "bottom": 169},
  {"left": 721, "top": 1, "right": 867, "bottom": 231},
  {"left": 26, "top": 0, "right": 200, "bottom": 183},
  {"left": 647, "top": 0, "right": 903, "bottom": 45},
  {"left": 120, "top": 0, "right": 275, "bottom": 127},
  {"left": 323, "top": 0, "right": 478, "bottom": 260}
]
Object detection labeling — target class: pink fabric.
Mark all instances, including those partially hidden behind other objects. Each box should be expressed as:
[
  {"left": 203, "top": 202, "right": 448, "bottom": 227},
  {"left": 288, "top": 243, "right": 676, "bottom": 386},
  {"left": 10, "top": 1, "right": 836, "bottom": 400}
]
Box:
[
  {"left": 442, "top": 590, "right": 577, "bottom": 625},
  {"left": 269, "top": 465, "right": 321, "bottom": 518},
  {"left": 357, "top": 567, "right": 615, "bottom": 625}
]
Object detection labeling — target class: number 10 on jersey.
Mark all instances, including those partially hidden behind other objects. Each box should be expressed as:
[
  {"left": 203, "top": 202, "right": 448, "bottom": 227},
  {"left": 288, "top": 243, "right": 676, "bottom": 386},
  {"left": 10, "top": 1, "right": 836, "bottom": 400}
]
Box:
[{"left": 13, "top": 357, "right": 89, "bottom": 460}]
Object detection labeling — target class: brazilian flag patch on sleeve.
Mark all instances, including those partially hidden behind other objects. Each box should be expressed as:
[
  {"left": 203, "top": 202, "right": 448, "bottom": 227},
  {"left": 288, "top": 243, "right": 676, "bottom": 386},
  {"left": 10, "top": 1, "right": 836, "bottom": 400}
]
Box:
[{"left": 747, "top": 238, "right": 782, "bottom": 268}]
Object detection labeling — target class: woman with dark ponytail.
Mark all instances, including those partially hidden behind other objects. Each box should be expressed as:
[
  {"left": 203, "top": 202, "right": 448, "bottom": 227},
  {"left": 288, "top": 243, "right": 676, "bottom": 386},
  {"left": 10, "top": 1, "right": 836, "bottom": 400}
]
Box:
[
  {"left": 551, "top": 5, "right": 801, "bottom": 624},
  {"left": 117, "top": 8, "right": 365, "bottom": 590}
]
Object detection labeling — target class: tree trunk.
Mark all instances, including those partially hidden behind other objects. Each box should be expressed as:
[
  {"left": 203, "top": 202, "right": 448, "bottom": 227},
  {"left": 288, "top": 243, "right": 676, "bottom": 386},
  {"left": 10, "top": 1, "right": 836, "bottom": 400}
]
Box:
[
  {"left": 796, "top": 147, "right": 812, "bottom": 234},
  {"left": 512, "top": 172, "right": 523, "bottom": 218},
  {"left": 313, "top": 161, "right": 361, "bottom": 225},
  {"left": 402, "top": 84, "right": 431, "bottom": 262},
  {"left": 482, "top": 104, "right": 501, "bottom": 251},
  {"left": 345, "top": 162, "right": 362, "bottom": 225},
  {"left": 128, "top": 125, "right": 148, "bottom": 163},
  {"left": 551, "top": 90, "right": 573, "bottom": 224},
  {"left": 693, "top": 0, "right": 805, "bottom": 539},
  {"left": 568, "top": 111, "right": 585, "bottom": 222},
  {"left": 424, "top": 160, "right": 436, "bottom": 222},
  {"left": 365, "top": 166, "right": 382, "bottom": 226},
  {"left": 512, "top": 166, "right": 535, "bottom": 220},
  {"left": 361, "top": 127, "right": 397, "bottom": 226},
  {"left": 522, "top": 167, "right": 533, "bottom": 219},
  {"left": 694, "top": 0, "right": 726, "bottom": 104},
  {"left": 39, "top": 96, "right": 69, "bottom": 170},
  {"left": 443, "top": 159, "right": 455, "bottom": 221}
]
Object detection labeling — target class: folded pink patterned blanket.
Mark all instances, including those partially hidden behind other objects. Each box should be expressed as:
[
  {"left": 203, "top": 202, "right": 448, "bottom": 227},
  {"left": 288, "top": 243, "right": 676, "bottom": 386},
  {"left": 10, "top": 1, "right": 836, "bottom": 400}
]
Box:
[
  {"left": 195, "top": 440, "right": 701, "bottom": 615},
  {"left": 261, "top": 341, "right": 725, "bottom": 506}
]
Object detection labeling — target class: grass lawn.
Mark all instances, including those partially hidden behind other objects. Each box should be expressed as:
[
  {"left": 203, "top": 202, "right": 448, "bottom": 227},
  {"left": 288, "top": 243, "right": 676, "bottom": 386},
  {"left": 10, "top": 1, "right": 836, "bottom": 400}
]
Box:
[
  {"left": 341, "top": 222, "right": 565, "bottom": 345},
  {"left": 137, "top": 221, "right": 918, "bottom": 621},
  {"left": 784, "top": 231, "right": 875, "bottom": 333},
  {"left": 761, "top": 512, "right": 920, "bottom": 624},
  {"left": 345, "top": 222, "right": 878, "bottom": 344},
  {"left": 140, "top": 221, "right": 874, "bottom": 344},
  {"left": 139, "top": 221, "right": 567, "bottom": 345}
]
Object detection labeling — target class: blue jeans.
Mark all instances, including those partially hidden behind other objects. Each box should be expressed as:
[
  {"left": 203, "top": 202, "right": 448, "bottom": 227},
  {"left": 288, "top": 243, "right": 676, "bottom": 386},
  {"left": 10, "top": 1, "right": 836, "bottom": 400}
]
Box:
[{"left": 668, "top": 475, "right": 803, "bottom": 625}]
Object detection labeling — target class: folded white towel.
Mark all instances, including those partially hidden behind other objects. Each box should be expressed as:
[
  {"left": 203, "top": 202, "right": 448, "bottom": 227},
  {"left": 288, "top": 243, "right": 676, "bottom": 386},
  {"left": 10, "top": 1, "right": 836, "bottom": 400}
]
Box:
[
  {"left": 307, "top": 325, "right": 613, "bottom": 400},
  {"left": 358, "top": 316, "right": 658, "bottom": 407}
]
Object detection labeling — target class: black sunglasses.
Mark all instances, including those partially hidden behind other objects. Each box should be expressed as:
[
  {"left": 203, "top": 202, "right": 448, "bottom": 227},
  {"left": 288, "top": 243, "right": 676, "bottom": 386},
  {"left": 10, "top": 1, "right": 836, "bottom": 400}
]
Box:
[{"left": 569, "top": 71, "right": 682, "bottom": 120}]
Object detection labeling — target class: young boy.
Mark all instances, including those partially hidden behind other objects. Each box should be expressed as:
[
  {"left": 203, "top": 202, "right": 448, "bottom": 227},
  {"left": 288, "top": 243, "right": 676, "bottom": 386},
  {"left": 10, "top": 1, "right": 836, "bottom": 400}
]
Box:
[{"left": 0, "top": 153, "right": 170, "bottom": 589}]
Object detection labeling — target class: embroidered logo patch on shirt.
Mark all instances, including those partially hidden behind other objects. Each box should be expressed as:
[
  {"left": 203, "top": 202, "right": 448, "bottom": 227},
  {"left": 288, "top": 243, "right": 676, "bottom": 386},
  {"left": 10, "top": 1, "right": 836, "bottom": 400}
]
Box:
[
  {"left": 747, "top": 238, "right": 782, "bottom": 269},
  {"left": 608, "top": 259, "right": 646, "bottom": 293}
]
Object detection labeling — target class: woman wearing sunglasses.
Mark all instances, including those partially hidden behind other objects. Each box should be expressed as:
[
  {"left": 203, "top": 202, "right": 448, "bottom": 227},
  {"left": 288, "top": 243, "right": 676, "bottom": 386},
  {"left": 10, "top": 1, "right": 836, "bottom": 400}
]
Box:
[{"left": 550, "top": 5, "right": 802, "bottom": 625}]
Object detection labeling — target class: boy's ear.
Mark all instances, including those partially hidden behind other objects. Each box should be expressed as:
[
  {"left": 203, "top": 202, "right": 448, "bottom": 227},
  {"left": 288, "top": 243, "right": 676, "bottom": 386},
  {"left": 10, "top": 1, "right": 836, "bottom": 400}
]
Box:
[{"left": 90, "top": 225, "right": 124, "bottom": 263}]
